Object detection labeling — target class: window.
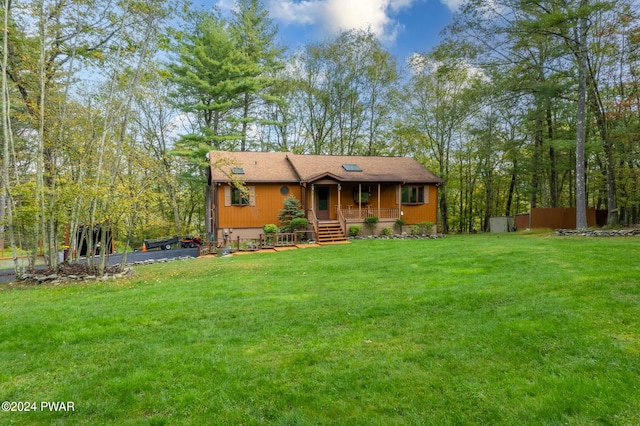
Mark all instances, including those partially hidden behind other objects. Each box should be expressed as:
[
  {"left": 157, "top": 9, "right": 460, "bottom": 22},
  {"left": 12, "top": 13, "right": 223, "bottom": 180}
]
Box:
[
  {"left": 353, "top": 186, "right": 370, "bottom": 204},
  {"left": 402, "top": 186, "right": 425, "bottom": 204},
  {"left": 342, "top": 164, "right": 362, "bottom": 172},
  {"left": 224, "top": 185, "right": 255, "bottom": 206},
  {"left": 231, "top": 187, "right": 249, "bottom": 205},
  {"left": 231, "top": 167, "right": 245, "bottom": 174}
]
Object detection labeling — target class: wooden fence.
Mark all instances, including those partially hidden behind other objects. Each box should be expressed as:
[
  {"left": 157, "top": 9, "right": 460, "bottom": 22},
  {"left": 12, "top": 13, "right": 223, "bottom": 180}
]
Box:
[
  {"left": 223, "top": 231, "right": 316, "bottom": 253},
  {"left": 515, "top": 207, "right": 613, "bottom": 229}
]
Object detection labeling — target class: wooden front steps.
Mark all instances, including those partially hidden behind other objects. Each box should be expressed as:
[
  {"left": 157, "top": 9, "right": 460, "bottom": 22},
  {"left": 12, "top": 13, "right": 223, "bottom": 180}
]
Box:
[{"left": 317, "top": 221, "right": 347, "bottom": 243}]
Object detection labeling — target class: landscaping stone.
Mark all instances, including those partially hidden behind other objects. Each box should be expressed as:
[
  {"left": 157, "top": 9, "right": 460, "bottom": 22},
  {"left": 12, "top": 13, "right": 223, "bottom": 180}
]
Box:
[
  {"left": 19, "top": 265, "right": 128, "bottom": 285},
  {"left": 555, "top": 229, "right": 640, "bottom": 237},
  {"left": 349, "top": 233, "right": 445, "bottom": 241},
  {"left": 14, "top": 255, "right": 195, "bottom": 286}
]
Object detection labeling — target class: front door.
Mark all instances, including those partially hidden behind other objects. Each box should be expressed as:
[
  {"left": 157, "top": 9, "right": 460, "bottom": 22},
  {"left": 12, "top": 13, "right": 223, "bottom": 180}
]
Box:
[{"left": 316, "top": 186, "right": 330, "bottom": 220}]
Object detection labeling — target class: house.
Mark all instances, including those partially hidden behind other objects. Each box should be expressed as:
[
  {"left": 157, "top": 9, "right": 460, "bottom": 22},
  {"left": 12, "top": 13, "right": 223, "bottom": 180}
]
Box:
[{"left": 206, "top": 151, "right": 444, "bottom": 244}]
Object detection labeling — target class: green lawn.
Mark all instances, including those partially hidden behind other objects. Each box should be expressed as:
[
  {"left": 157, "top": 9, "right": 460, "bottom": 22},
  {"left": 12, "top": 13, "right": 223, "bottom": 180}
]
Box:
[{"left": 1, "top": 233, "right": 640, "bottom": 425}]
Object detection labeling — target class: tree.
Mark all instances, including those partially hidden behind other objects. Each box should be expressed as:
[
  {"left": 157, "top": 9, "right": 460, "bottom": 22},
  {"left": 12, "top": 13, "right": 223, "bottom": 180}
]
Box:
[
  {"left": 230, "top": 0, "right": 284, "bottom": 152},
  {"left": 443, "top": 0, "right": 625, "bottom": 229},
  {"left": 1, "top": 0, "right": 16, "bottom": 269},
  {"left": 574, "top": 0, "right": 590, "bottom": 230},
  {"left": 404, "top": 53, "right": 481, "bottom": 232},
  {"left": 168, "top": 11, "right": 245, "bottom": 158},
  {"left": 287, "top": 29, "right": 399, "bottom": 155},
  {"left": 522, "top": 0, "right": 610, "bottom": 229},
  {"left": 277, "top": 195, "right": 304, "bottom": 232},
  {"left": 290, "top": 45, "right": 334, "bottom": 154},
  {"left": 0, "top": 0, "right": 176, "bottom": 271},
  {"left": 133, "top": 68, "right": 183, "bottom": 234}
]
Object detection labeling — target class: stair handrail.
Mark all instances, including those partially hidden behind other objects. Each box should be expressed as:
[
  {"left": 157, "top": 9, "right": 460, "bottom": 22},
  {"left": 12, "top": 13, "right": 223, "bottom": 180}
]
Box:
[
  {"left": 307, "top": 209, "right": 319, "bottom": 240},
  {"left": 337, "top": 208, "right": 347, "bottom": 238}
]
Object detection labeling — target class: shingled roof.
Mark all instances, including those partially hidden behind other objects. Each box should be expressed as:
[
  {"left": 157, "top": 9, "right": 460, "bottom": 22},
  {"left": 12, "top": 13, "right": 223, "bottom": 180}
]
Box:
[
  {"left": 209, "top": 151, "right": 299, "bottom": 183},
  {"left": 287, "top": 154, "right": 443, "bottom": 184},
  {"left": 209, "top": 151, "right": 443, "bottom": 184}
]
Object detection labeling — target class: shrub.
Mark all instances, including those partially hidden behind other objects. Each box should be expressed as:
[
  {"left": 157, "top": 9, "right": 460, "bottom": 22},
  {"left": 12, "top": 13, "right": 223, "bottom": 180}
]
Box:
[
  {"left": 395, "top": 218, "right": 406, "bottom": 233},
  {"left": 418, "top": 221, "right": 435, "bottom": 235},
  {"left": 409, "top": 225, "right": 420, "bottom": 235},
  {"left": 381, "top": 227, "right": 393, "bottom": 236},
  {"left": 348, "top": 225, "right": 362, "bottom": 237},
  {"left": 289, "top": 218, "right": 309, "bottom": 231},
  {"left": 263, "top": 224, "right": 278, "bottom": 235},
  {"left": 364, "top": 216, "right": 379, "bottom": 235},
  {"left": 278, "top": 196, "right": 305, "bottom": 232}
]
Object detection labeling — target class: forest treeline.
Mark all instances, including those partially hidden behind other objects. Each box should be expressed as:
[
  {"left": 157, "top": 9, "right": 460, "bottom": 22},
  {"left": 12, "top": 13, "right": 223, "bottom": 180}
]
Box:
[{"left": 1, "top": 0, "right": 639, "bottom": 273}]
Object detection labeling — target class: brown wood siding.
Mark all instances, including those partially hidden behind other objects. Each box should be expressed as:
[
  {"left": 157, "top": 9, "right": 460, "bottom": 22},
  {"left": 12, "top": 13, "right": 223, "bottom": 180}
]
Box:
[
  {"left": 217, "top": 183, "right": 303, "bottom": 229},
  {"left": 401, "top": 185, "right": 438, "bottom": 224},
  {"left": 378, "top": 185, "right": 398, "bottom": 208}
]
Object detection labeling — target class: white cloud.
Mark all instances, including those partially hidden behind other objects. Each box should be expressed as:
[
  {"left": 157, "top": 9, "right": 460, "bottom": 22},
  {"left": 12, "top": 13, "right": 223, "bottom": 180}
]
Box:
[
  {"left": 266, "top": 0, "right": 419, "bottom": 44},
  {"left": 438, "top": 0, "right": 464, "bottom": 11},
  {"left": 268, "top": 1, "right": 322, "bottom": 26},
  {"left": 215, "top": 0, "right": 237, "bottom": 11}
]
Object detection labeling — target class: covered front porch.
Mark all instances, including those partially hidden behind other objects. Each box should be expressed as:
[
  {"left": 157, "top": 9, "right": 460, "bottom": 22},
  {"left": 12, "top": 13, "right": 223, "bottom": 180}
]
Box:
[
  {"left": 308, "top": 182, "right": 403, "bottom": 219},
  {"left": 306, "top": 181, "right": 404, "bottom": 240}
]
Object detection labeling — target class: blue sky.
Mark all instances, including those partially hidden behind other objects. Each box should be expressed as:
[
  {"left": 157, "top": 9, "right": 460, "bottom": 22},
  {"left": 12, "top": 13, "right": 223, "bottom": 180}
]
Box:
[{"left": 206, "top": 0, "right": 457, "bottom": 66}]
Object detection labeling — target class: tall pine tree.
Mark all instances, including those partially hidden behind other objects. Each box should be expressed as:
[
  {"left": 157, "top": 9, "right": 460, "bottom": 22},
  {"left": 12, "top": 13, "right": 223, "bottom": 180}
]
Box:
[{"left": 230, "top": 0, "right": 284, "bottom": 151}]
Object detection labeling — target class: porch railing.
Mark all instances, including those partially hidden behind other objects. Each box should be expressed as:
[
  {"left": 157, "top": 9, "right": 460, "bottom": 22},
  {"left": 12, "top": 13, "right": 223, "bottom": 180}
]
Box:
[
  {"left": 337, "top": 206, "right": 400, "bottom": 220},
  {"left": 225, "top": 231, "right": 316, "bottom": 252}
]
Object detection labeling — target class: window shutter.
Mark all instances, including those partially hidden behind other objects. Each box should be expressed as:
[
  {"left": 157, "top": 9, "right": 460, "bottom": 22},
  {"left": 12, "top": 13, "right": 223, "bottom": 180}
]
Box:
[
  {"left": 224, "top": 186, "right": 231, "bottom": 206},
  {"left": 249, "top": 186, "right": 256, "bottom": 206},
  {"left": 424, "top": 185, "right": 429, "bottom": 204}
]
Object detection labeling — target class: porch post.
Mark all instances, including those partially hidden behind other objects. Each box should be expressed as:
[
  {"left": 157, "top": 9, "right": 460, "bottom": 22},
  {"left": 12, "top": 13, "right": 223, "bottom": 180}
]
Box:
[
  {"left": 358, "top": 184, "right": 362, "bottom": 219},
  {"left": 398, "top": 184, "right": 402, "bottom": 217},
  {"left": 378, "top": 184, "right": 381, "bottom": 218},
  {"left": 337, "top": 184, "right": 341, "bottom": 216},
  {"left": 301, "top": 183, "right": 307, "bottom": 211},
  {"left": 311, "top": 184, "right": 315, "bottom": 213}
]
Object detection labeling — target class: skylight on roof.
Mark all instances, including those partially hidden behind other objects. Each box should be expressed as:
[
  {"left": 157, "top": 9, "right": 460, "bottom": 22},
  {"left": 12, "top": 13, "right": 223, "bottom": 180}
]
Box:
[
  {"left": 342, "top": 164, "right": 362, "bottom": 172},
  {"left": 231, "top": 167, "right": 245, "bottom": 174}
]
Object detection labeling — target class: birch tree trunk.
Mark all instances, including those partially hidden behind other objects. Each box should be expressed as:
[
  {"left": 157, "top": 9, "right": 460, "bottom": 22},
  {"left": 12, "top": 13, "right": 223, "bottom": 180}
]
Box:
[
  {"left": 574, "top": 0, "right": 589, "bottom": 230},
  {"left": 36, "top": 0, "right": 50, "bottom": 267},
  {"left": 1, "top": 0, "right": 18, "bottom": 271}
]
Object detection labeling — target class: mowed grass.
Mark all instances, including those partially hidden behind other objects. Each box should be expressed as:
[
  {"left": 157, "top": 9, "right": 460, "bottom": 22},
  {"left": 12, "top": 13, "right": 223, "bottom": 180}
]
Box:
[{"left": 1, "top": 233, "right": 640, "bottom": 425}]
